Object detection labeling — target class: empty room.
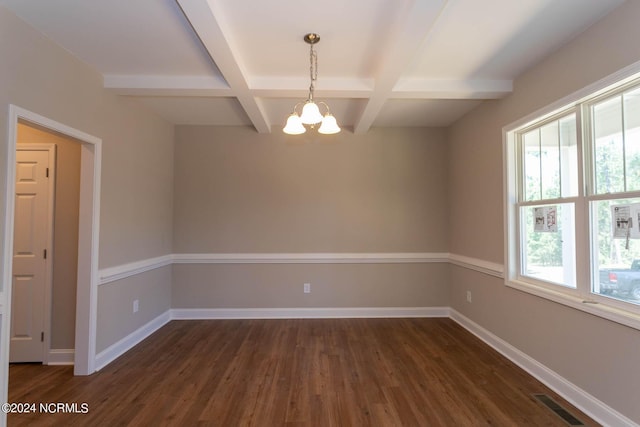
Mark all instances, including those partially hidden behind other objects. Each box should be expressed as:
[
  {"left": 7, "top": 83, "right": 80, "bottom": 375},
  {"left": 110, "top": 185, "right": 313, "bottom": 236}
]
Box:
[{"left": 1, "top": 0, "right": 640, "bottom": 425}]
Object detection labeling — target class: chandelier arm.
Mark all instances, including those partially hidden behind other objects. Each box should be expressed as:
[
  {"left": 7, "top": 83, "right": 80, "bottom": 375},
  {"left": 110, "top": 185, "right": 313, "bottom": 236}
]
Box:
[
  {"left": 290, "top": 102, "right": 304, "bottom": 115},
  {"left": 317, "top": 101, "right": 331, "bottom": 114}
]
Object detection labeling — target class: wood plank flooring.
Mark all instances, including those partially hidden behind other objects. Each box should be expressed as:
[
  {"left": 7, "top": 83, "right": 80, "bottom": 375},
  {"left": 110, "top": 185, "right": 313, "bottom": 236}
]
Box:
[{"left": 8, "top": 318, "right": 598, "bottom": 426}]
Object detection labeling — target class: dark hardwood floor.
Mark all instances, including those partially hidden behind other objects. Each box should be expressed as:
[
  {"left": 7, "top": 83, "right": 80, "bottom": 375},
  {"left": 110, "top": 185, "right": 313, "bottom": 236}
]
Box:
[{"left": 8, "top": 318, "right": 598, "bottom": 426}]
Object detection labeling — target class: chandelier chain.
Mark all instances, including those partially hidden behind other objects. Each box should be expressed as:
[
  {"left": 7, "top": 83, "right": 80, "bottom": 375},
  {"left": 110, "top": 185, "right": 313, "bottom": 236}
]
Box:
[{"left": 309, "top": 44, "right": 317, "bottom": 100}]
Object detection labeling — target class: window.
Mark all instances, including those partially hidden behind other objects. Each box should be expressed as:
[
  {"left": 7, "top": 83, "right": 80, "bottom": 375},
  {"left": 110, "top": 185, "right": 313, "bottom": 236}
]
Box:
[
  {"left": 505, "top": 70, "right": 640, "bottom": 329},
  {"left": 518, "top": 114, "right": 578, "bottom": 288}
]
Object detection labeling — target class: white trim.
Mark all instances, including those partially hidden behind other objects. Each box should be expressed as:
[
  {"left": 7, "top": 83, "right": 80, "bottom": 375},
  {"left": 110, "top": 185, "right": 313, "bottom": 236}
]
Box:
[
  {"left": 0, "top": 110, "right": 18, "bottom": 413},
  {"left": 172, "top": 252, "right": 449, "bottom": 264},
  {"left": 94, "top": 310, "right": 171, "bottom": 372},
  {"left": 96, "top": 252, "right": 503, "bottom": 285},
  {"left": 450, "top": 309, "right": 638, "bottom": 427},
  {"left": 47, "top": 349, "right": 74, "bottom": 366},
  {"left": 448, "top": 254, "right": 504, "bottom": 278},
  {"left": 507, "top": 279, "right": 640, "bottom": 332},
  {"left": 99, "top": 255, "right": 173, "bottom": 285},
  {"left": 76, "top": 139, "right": 101, "bottom": 376},
  {"left": 171, "top": 307, "right": 450, "bottom": 320},
  {"left": 502, "top": 62, "right": 640, "bottom": 334},
  {"left": 2, "top": 105, "right": 102, "bottom": 381}
]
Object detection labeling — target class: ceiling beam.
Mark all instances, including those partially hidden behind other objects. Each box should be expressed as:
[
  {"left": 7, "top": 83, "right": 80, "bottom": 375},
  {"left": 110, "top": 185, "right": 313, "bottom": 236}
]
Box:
[
  {"left": 104, "top": 75, "right": 511, "bottom": 100},
  {"left": 176, "top": 0, "right": 271, "bottom": 133},
  {"left": 353, "top": 0, "right": 449, "bottom": 134},
  {"left": 250, "top": 77, "right": 374, "bottom": 99}
]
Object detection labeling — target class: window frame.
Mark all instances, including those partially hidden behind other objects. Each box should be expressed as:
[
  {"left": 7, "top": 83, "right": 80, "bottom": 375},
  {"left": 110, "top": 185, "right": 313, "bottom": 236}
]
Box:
[
  {"left": 515, "top": 109, "right": 580, "bottom": 291},
  {"left": 504, "top": 62, "right": 640, "bottom": 331}
]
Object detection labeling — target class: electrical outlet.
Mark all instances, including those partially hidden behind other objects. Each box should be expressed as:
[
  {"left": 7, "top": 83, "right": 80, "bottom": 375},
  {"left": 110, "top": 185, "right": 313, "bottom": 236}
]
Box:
[
  {"left": 466, "top": 291, "right": 472, "bottom": 303},
  {"left": 133, "top": 299, "right": 139, "bottom": 313},
  {"left": 304, "top": 283, "right": 311, "bottom": 293}
]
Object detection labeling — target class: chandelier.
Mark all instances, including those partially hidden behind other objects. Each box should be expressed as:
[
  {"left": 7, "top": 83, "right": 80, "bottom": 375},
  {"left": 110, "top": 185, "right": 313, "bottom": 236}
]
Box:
[{"left": 283, "top": 33, "right": 341, "bottom": 135}]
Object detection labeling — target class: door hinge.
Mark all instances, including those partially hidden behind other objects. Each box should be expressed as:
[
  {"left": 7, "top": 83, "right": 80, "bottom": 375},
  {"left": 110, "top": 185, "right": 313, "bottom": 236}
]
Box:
[
  {"left": 46, "top": 167, "right": 49, "bottom": 178},
  {"left": 41, "top": 332, "right": 44, "bottom": 342},
  {"left": 43, "top": 249, "right": 47, "bottom": 259}
]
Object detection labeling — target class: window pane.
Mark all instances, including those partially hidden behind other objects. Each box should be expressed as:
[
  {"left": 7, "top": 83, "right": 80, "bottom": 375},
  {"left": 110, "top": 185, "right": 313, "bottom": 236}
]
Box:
[
  {"left": 624, "top": 87, "right": 640, "bottom": 192},
  {"left": 521, "top": 203, "right": 576, "bottom": 287},
  {"left": 559, "top": 114, "right": 578, "bottom": 197},
  {"left": 521, "top": 114, "right": 577, "bottom": 201},
  {"left": 592, "top": 198, "right": 640, "bottom": 304},
  {"left": 594, "top": 96, "right": 624, "bottom": 194},
  {"left": 523, "top": 129, "right": 541, "bottom": 201},
  {"left": 540, "top": 121, "right": 560, "bottom": 199}
]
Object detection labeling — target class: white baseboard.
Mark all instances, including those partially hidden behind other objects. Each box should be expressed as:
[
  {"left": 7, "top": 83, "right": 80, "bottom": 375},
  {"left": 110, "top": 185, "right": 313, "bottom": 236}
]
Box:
[
  {"left": 449, "top": 309, "right": 638, "bottom": 427},
  {"left": 47, "top": 349, "right": 74, "bottom": 365},
  {"left": 171, "top": 306, "right": 450, "bottom": 320},
  {"left": 94, "top": 310, "right": 171, "bottom": 371}
]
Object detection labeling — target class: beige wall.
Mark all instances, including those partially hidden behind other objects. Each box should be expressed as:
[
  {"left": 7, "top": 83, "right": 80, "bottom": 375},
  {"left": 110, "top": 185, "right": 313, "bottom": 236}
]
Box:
[
  {"left": 448, "top": 1, "right": 640, "bottom": 422},
  {"left": 0, "top": 6, "right": 174, "bottom": 368},
  {"left": 97, "top": 266, "right": 172, "bottom": 353},
  {"left": 18, "top": 123, "right": 81, "bottom": 350},
  {"left": 173, "top": 263, "right": 449, "bottom": 309},
  {"left": 174, "top": 126, "right": 448, "bottom": 253},
  {"left": 172, "top": 126, "right": 449, "bottom": 309}
]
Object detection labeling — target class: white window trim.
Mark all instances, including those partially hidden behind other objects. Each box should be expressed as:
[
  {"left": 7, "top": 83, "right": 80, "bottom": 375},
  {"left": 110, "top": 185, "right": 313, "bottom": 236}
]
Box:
[{"left": 504, "top": 60, "right": 640, "bottom": 331}]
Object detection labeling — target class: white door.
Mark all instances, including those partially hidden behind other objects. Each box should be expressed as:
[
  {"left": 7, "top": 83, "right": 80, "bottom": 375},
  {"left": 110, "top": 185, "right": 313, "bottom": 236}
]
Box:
[{"left": 10, "top": 146, "right": 55, "bottom": 363}]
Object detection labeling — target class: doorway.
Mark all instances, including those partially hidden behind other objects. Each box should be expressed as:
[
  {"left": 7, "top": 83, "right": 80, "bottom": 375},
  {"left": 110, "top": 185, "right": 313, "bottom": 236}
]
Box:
[
  {"left": 1, "top": 105, "right": 102, "bottom": 383},
  {"left": 11, "top": 121, "right": 84, "bottom": 365}
]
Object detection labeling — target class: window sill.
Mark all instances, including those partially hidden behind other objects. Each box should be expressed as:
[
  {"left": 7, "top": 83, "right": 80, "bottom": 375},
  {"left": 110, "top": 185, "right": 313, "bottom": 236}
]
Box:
[{"left": 506, "top": 279, "right": 640, "bottom": 331}]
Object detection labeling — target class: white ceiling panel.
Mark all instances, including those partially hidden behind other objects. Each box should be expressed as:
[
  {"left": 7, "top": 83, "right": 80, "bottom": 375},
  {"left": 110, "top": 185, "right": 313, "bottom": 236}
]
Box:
[
  {"left": 1, "top": 0, "right": 222, "bottom": 76},
  {"left": 0, "top": 0, "right": 627, "bottom": 133},
  {"left": 213, "top": 0, "right": 412, "bottom": 79},
  {"left": 405, "top": 0, "right": 625, "bottom": 80}
]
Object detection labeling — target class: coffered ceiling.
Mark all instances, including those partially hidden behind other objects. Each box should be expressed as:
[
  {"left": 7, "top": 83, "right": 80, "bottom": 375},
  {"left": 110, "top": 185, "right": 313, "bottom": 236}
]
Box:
[{"left": 0, "top": 0, "right": 626, "bottom": 133}]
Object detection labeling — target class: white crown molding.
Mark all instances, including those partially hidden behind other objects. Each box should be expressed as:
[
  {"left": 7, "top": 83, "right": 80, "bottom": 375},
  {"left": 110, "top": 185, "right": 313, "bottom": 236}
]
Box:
[
  {"left": 449, "top": 309, "right": 637, "bottom": 427},
  {"left": 171, "top": 307, "right": 450, "bottom": 320}
]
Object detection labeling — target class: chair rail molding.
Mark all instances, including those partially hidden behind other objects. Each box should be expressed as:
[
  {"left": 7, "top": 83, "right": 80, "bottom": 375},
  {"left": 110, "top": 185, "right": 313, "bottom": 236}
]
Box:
[{"left": 97, "top": 252, "right": 506, "bottom": 285}]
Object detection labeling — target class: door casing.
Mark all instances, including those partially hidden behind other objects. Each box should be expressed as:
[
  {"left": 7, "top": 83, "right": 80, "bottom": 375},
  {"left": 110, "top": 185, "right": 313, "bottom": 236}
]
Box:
[{"left": 1, "top": 104, "right": 102, "bottom": 389}]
